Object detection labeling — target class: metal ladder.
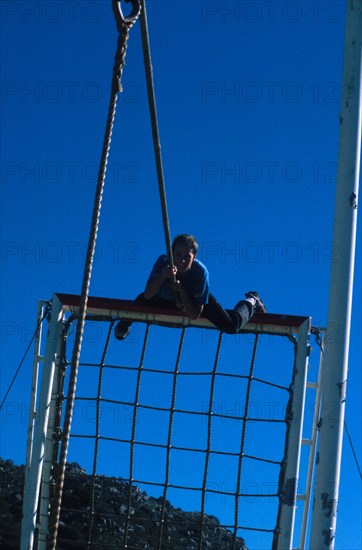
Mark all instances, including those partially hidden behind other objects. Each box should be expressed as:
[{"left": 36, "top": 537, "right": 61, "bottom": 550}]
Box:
[{"left": 294, "top": 330, "right": 325, "bottom": 550}]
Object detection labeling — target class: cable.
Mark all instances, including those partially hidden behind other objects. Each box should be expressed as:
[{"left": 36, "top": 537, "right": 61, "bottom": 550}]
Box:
[
  {"left": 0, "top": 302, "right": 50, "bottom": 411},
  {"left": 312, "top": 328, "right": 361, "bottom": 481},
  {"left": 344, "top": 420, "right": 362, "bottom": 480}
]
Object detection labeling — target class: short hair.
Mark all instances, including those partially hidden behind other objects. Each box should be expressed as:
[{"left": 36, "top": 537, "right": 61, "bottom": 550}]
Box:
[{"left": 172, "top": 234, "right": 198, "bottom": 255}]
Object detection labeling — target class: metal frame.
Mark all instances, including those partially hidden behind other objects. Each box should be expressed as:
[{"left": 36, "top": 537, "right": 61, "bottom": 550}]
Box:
[
  {"left": 19, "top": 3, "right": 360, "bottom": 548},
  {"left": 21, "top": 295, "right": 64, "bottom": 550},
  {"left": 54, "top": 292, "right": 310, "bottom": 336},
  {"left": 37, "top": 316, "right": 66, "bottom": 549},
  {"left": 21, "top": 292, "right": 318, "bottom": 550},
  {"left": 275, "top": 318, "right": 310, "bottom": 549},
  {"left": 297, "top": 331, "right": 326, "bottom": 550},
  {"left": 24, "top": 301, "right": 48, "bottom": 485}
]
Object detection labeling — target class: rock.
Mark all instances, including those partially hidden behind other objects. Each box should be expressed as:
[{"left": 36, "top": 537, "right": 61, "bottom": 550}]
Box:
[{"left": 0, "top": 458, "right": 248, "bottom": 549}]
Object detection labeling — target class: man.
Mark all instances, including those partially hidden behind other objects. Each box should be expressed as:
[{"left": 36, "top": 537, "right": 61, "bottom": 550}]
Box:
[{"left": 115, "top": 234, "right": 266, "bottom": 340}]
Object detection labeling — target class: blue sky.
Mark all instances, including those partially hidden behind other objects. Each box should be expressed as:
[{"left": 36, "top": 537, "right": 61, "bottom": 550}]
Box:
[{"left": 1, "top": 1, "right": 361, "bottom": 549}]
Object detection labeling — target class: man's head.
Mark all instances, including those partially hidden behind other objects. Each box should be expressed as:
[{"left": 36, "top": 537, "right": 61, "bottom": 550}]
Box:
[
  {"left": 172, "top": 234, "right": 198, "bottom": 275},
  {"left": 172, "top": 234, "right": 198, "bottom": 255}
]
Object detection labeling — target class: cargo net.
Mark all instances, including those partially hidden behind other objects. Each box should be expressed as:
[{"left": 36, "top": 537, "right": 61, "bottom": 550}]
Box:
[{"left": 48, "top": 301, "right": 306, "bottom": 550}]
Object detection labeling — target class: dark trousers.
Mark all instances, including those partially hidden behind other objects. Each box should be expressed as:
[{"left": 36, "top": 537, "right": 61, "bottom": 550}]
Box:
[
  {"left": 126, "top": 293, "right": 253, "bottom": 335},
  {"left": 203, "top": 294, "right": 253, "bottom": 334}
]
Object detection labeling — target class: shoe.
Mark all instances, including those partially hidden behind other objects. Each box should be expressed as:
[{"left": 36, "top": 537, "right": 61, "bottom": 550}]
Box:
[
  {"left": 245, "top": 291, "right": 267, "bottom": 313},
  {"left": 114, "top": 320, "right": 131, "bottom": 341}
]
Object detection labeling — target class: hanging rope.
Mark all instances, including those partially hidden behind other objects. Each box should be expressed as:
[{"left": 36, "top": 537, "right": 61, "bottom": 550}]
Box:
[
  {"left": 48, "top": 3, "right": 141, "bottom": 548},
  {"left": 139, "top": 0, "right": 175, "bottom": 274}
]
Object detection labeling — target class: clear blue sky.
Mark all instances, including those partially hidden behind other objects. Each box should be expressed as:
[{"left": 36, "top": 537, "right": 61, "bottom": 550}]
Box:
[{"left": 1, "top": 1, "right": 361, "bottom": 549}]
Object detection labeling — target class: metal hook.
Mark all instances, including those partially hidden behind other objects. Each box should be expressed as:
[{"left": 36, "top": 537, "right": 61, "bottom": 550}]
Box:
[{"left": 112, "top": 0, "right": 141, "bottom": 29}]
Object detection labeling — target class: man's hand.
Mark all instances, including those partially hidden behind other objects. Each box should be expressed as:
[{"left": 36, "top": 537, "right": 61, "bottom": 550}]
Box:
[
  {"left": 170, "top": 279, "right": 203, "bottom": 320},
  {"left": 169, "top": 278, "right": 181, "bottom": 291},
  {"left": 144, "top": 264, "right": 177, "bottom": 299},
  {"left": 161, "top": 265, "right": 177, "bottom": 280}
]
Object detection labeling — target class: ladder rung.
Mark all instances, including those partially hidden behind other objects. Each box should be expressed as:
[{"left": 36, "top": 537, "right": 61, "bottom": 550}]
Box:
[
  {"left": 302, "top": 438, "right": 313, "bottom": 446},
  {"left": 307, "top": 381, "right": 318, "bottom": 389}
]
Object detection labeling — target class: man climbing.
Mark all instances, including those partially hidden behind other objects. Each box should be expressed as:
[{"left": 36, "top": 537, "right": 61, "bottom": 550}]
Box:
[{"left": 115, "top": 234, "right": 266, "bottom": 340}]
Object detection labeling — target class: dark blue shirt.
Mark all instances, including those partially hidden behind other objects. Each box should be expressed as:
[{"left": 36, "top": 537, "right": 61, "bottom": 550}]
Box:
[{"left": 147, "top": 254, "right": 209, "bottom": 304}]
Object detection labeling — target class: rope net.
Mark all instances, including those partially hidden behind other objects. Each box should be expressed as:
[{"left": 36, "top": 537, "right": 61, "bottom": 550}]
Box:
[{"left": 39, "top": 296, "right": 313, "bottom": 550}]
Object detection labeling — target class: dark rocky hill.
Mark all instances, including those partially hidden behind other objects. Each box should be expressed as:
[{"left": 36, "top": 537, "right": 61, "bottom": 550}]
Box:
[{"left": 0, "top": 458, "right": 247, "bottom": 549}]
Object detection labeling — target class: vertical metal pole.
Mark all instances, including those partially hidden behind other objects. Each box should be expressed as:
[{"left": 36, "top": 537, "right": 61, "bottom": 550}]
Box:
[
  {"left": 37, "top": 312, "right": 66, "bottom": 549},
  {"left": 310, "top": 1, "right": 362, "bottom": 548},
  {"left": 24, "top": 301, "right": 47, "bottom": 482},
  {"left": 20, "top": 295, "right": 63, "bottom": 550},
  {"left": 298, "top": 332, "right": 326, "bottom": 549},
  {"left": 276, "top": 319, "right": 310, "bottom": 550}
]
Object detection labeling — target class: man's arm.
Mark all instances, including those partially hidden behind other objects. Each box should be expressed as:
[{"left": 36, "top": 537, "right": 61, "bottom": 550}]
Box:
[{"left": 144, "top": 266, "right": 176, "bottom": 299}]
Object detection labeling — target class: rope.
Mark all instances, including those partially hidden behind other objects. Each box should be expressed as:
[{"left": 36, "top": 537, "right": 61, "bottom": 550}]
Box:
[
  {"left": 43, "top": 3, "right": 308, "bottom": 546},
  {"left": 139, "top": 0, "right": 175, "bottom": 274},
  {"left": 48, "top": 4, "right": 141, "bottom": 548}
]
